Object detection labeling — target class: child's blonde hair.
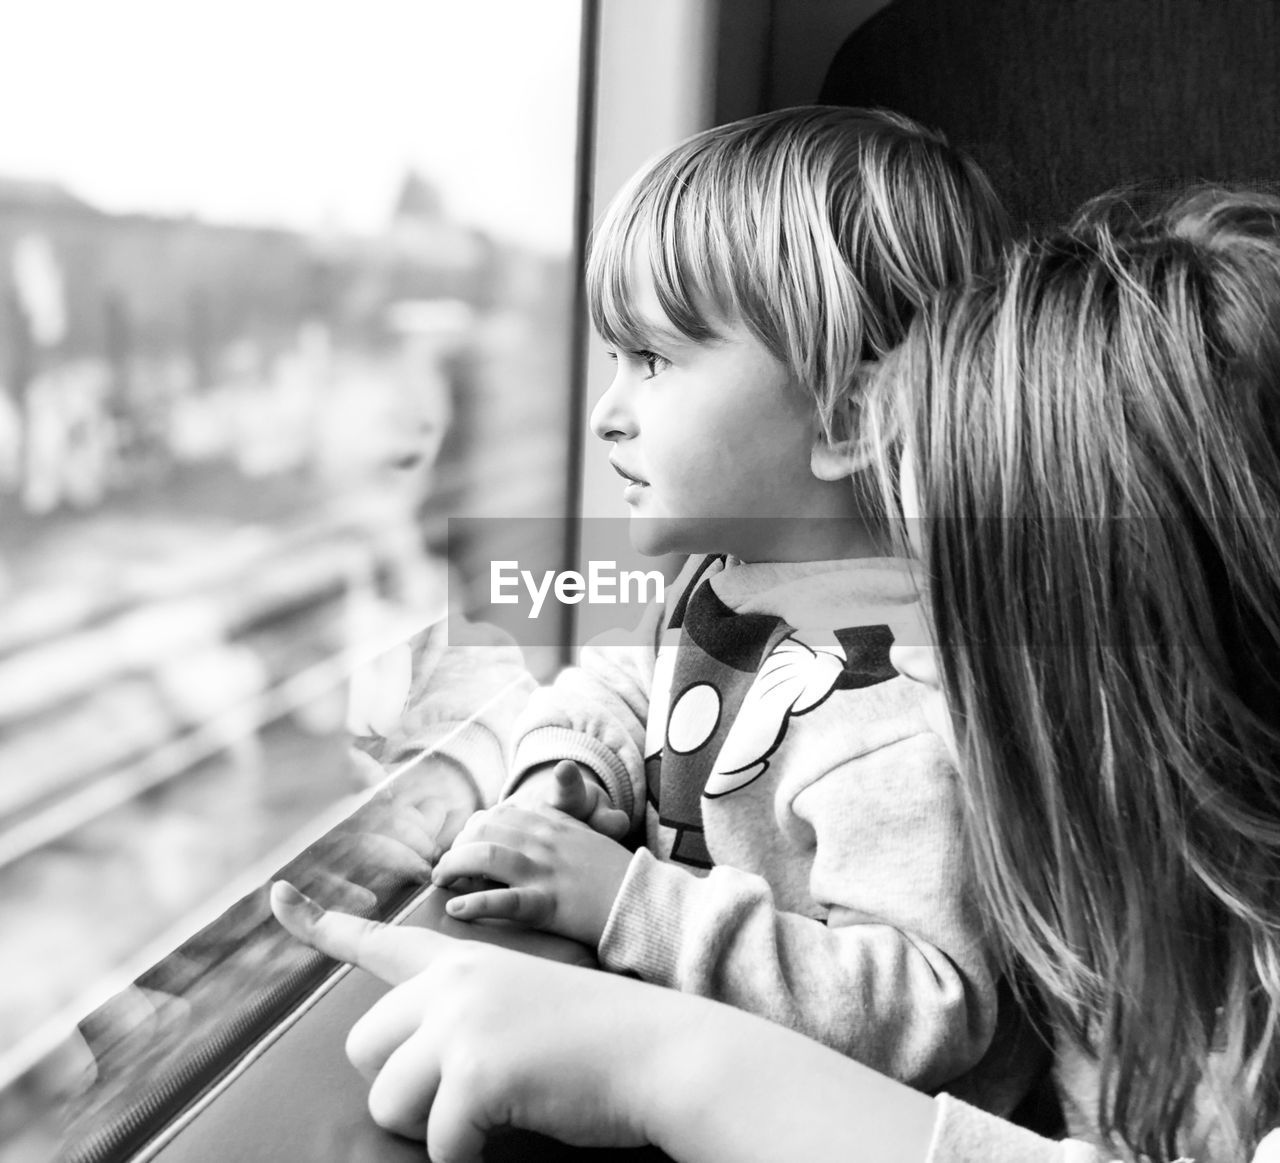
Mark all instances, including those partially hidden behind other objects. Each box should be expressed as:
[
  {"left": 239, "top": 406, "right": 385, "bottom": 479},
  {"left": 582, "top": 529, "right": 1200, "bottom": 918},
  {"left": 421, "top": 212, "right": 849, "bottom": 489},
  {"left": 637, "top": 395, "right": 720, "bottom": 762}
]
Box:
[
  {"left": 874, "top": 188, "right": 1280, "bottom": 1161},
  {"left": 586, "top": 105, "right": 1008, "bottom": 439}
]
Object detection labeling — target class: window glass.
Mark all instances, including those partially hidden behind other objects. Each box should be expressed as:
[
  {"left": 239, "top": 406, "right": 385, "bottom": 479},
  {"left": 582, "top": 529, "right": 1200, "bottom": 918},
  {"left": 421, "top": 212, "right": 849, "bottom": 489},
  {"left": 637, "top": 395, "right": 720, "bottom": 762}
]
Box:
[{"left": 0, "top": 3, "right": 584, "bottom": 1158}]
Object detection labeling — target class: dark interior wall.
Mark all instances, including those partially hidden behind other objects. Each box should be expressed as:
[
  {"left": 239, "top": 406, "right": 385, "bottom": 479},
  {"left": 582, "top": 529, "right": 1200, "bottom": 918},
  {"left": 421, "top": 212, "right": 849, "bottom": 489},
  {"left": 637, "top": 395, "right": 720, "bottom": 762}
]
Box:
[
  {"left": 818, "top": 0, "right": 1280, "bottom": 232},
  {"left": 712, "top": 0, "right": 771, "bottom": 124},
  {"left": 715, "top": 0, "right": 1280, "bottom": 233},
  {"left": 713, "top": 0, "right": 893, "bottom": 123}
]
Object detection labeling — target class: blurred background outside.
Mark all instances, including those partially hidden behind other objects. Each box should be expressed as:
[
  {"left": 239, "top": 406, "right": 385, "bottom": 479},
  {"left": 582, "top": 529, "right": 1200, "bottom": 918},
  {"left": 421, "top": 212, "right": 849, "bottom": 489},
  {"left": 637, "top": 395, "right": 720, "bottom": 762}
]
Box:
[{"left": 0, "top": 2, "right": 583, "bottom": 1156}]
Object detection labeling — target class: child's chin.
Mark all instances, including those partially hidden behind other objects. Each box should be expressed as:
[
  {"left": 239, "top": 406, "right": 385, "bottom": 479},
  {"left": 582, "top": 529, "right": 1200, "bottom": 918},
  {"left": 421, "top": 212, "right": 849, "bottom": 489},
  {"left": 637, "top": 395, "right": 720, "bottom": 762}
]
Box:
[{"left": 627, "top": 516, "right": 684, "bottom": 558}]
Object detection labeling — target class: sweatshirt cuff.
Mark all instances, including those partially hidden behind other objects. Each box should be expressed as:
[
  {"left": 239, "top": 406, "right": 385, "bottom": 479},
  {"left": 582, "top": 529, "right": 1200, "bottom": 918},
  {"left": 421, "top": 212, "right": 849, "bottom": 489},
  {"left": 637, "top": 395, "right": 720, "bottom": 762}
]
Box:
[
  {"left": 412, "top": 720, "right": 505, "bottom": 809},
  {"left": 927, "top": 1094, "right": 1098, "bottom": 1163},
  {"left": 597, "top": 848, "right": 698, "bottom": 984},
  {"left": 506, "top": 727, "right": 637, "bottom": 819}
]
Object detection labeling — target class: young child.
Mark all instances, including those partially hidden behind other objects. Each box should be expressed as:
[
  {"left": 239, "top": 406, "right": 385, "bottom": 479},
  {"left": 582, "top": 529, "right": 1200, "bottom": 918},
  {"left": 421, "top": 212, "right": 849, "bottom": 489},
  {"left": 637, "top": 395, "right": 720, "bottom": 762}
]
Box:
[
  {"left": 274, "top": 184, "right": 1280, "bottom": 1163},
  {"left": 430, "top": 107, "right": 1025, "bottom": 1107}
]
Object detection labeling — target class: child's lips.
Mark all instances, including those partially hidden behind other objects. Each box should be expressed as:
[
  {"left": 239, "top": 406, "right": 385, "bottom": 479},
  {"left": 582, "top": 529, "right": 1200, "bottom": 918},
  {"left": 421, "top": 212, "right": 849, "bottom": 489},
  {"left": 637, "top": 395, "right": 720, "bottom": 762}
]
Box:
[{"left": 610, "top": 459, "right": 649, "bottom": 487}]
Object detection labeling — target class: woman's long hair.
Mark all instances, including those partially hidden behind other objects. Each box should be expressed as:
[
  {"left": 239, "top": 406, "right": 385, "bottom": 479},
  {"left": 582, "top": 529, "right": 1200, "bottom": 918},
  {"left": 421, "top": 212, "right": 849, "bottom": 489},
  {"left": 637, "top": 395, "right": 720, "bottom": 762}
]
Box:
[{"left": 873, "top": 190, "right": 1280, "bottom": 1159}]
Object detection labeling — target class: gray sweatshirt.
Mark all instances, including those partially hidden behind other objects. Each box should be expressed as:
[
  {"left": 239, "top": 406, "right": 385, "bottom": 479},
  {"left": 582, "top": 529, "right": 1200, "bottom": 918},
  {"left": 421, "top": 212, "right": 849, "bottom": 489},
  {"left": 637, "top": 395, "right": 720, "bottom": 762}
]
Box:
[{"left": 507, "top": 554, "right": 1041, "bottom": 1112}]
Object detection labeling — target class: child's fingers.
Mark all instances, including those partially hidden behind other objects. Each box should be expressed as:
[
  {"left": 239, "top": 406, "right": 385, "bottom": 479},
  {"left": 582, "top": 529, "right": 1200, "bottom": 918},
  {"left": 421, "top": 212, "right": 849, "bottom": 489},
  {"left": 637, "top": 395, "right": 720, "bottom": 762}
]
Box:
[
  {"left": 444, "top": 886, "right": 549, "bottom": 926},
  {"left": 367, "top": 1033, "right": 442, "bottom": 1143},
  {"left": 432, "top": 843, "right": 537, "bottom": 891},
  {"left": 449, "top": 807, "right": 491, "bottom": 849},
  {"left": 424, "top": 1068, "right": 488, "bottom": 1163},
  {"left": 590, "top": 805, "right": 631, "bottom": 841},
  {"left": 549, "top": 760, "right": 589, "bottom": 817},
  {"left": 270, "top": 881, "right": 451, "bottom": 985},
  {"left": 345, "top": 971, "right": 439, "bottom": 1082},
  {"left": 364, "top": 1014, "right": 501, "bottom": 1161},
  {"left": 357, "top": 1007, "right": 442, "bottom": 1136},
  {"left": 443, "top": 874, "right": 501, "bottom": 896}
]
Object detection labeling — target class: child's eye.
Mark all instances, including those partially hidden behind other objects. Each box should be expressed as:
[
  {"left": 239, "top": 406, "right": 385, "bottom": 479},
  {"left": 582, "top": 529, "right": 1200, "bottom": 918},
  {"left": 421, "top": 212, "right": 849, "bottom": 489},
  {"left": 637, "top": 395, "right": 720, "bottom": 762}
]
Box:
[
  {"left": 632, "top": 349, "right": 669, "bottom": 378},
  {"left": 602, "top": 346, "right": 670, "bottom": 377}
]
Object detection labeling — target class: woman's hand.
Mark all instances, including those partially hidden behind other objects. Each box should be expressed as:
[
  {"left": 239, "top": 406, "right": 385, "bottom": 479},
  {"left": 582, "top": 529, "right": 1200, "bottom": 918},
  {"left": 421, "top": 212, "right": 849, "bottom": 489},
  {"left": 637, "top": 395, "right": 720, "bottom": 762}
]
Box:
[{"left": 270, "top": 881, "right": 656, "bottom": 1161}]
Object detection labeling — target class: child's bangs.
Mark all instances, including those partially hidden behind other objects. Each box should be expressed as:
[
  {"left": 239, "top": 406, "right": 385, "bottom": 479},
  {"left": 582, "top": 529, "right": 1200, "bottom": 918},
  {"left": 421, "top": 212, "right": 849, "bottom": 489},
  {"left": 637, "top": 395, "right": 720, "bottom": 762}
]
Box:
[{"left": 587, "top": 170, "right": 731, "bottom": 351}]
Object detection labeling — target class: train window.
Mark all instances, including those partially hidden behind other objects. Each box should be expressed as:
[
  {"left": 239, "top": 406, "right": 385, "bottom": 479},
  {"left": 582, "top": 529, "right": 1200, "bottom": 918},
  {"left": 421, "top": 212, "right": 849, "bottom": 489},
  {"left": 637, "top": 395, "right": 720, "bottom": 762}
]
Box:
[{"left": 0, "top": 2, "right": 587, "bottom": 1158}]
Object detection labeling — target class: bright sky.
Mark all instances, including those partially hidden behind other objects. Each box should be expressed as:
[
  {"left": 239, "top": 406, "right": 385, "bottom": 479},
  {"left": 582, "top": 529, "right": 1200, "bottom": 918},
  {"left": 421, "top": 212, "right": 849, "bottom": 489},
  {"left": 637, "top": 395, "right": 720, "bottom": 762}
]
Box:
[{"left": 0, "top": 0, "right": 583, "bottom": 253}]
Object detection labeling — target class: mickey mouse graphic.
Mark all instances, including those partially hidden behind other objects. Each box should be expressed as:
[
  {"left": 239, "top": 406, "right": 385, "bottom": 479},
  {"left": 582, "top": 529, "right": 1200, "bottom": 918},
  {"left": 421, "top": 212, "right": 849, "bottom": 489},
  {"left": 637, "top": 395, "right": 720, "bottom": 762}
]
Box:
[{"left": 646, "top": 558, "right": 896, "bottom": 867}]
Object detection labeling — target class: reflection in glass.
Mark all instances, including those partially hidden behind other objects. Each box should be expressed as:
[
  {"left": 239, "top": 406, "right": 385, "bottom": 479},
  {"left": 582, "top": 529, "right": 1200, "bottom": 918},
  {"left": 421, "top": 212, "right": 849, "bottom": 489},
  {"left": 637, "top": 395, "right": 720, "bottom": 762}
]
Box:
[{"left": 0, "top": 2, "right": 582, "bottom": 1157}]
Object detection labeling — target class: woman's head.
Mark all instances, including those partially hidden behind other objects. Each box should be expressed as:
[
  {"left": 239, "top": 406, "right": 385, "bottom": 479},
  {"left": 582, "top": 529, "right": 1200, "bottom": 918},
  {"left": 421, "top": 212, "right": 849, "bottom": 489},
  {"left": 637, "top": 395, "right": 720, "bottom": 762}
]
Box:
[
  {"left": 877, "top": 188, "right": 1280, "bottom": 1159},
  {"left": 587, "top": 105, "right": 1008, "bottom": 440}
]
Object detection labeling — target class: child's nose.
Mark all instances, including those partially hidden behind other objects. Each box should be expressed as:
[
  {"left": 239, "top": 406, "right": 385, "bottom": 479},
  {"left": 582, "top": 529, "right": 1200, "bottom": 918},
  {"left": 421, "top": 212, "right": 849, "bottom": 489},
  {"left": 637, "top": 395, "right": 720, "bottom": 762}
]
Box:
[{"left": 589, "top": 373, "right": 637, "bottom": 442}]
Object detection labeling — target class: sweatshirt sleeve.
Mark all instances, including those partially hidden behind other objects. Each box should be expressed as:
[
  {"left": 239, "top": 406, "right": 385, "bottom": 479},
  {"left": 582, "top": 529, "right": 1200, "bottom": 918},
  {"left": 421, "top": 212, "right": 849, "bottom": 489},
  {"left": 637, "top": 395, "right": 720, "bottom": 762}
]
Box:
[
  {"left": 501, "top": 597, "right": 666, "bottom": 826},
  {"left": 597, "top": 728, "right": 997, "bottom": 1090},
  {"left": 502, "top": 637, "right": 654, "bottom": 823},
  {"left": 928, "top": 1096, "right": 1108, "bottom": 1163}
]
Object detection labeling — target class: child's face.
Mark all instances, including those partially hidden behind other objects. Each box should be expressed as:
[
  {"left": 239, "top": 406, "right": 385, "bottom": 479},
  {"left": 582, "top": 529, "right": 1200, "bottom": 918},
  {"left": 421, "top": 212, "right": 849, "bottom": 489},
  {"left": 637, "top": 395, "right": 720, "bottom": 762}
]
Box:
[
  {"left": 886, "top": 448, "right": 958, "bottom": 762},
  {"left": 590, "top": 263, "right": 843, "bottom": 561}
]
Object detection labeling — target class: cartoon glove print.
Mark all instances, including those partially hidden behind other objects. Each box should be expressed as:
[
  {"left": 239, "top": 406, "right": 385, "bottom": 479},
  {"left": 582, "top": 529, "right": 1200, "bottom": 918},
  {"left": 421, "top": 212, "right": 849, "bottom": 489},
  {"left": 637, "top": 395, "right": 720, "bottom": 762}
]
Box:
[{"left": 700, "top": 631, "right": 846, "bottom": 798}]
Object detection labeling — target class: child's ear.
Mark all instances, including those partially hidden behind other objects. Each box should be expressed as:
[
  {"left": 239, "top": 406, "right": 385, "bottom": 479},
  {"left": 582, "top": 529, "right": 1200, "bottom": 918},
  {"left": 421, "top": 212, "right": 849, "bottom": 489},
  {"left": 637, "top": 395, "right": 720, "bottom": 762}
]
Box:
[
  {"left": 810, "top": 433, "right": 874, "bottom": 481},
  {"left": 810, "top": 370, "right": 879, "bottom": 481}
]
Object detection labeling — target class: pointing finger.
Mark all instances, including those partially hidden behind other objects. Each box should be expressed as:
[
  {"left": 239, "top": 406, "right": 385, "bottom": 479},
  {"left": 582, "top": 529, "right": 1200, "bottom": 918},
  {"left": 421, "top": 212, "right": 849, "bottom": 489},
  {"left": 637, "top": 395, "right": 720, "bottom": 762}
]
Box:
[{"left": 271, "top": 881, "right": 451, "bottom": 986}]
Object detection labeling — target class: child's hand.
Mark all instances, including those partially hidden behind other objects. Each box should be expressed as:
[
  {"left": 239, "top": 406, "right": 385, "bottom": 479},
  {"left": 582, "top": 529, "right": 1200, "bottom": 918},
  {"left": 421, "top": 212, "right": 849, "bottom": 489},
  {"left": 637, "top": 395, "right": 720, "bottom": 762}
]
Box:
[
  {"left": 507, "top": 760, "right": 630, "bottom": 840},
  {"left": 431, "top": 803, "right": 632, "bottom": 947}
]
